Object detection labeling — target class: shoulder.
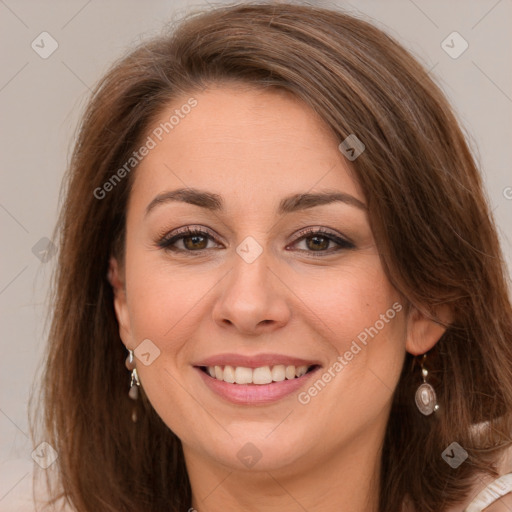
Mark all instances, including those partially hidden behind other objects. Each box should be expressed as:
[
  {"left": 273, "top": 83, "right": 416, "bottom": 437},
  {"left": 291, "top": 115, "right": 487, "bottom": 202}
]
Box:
[
  {"left": 412, "top": 443, "right": 512, "bottom": 512},
  {"left": 464, "top": 474, "right": 512, "bottom": 512},
  {"left": 445, "top": 445, "right": 512, "bottom": 512},
  {"left": 482, "top": 492, "right": 512, "bottom": 511}
]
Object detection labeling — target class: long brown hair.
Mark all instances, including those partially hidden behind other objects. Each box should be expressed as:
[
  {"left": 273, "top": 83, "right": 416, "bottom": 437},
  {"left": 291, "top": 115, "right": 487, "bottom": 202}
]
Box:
[{"left": 30, "top": 2, "right": 512, "bottom": 511}]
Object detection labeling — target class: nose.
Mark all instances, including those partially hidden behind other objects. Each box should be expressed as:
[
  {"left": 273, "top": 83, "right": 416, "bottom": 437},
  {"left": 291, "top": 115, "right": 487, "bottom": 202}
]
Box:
[{"left": 211, "top": 246, "right": 291, "bottom": 335}]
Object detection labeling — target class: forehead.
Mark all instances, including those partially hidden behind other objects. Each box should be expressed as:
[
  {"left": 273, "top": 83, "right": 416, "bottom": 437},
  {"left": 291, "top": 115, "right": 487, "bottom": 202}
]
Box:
[{"left": 129, "top": 86, "right": 364, "bottom": 214}]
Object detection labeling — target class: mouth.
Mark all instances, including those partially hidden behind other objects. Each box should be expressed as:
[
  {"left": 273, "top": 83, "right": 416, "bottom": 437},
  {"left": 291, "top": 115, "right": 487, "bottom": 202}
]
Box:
[{"left": 193, "top": 361, "right": 322, "bottom": 405}]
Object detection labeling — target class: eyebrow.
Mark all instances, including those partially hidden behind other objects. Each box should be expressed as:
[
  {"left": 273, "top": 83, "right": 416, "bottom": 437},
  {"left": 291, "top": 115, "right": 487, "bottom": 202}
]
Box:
[{"left": 144, "top": 187, "right": 367, "bottom": 217}]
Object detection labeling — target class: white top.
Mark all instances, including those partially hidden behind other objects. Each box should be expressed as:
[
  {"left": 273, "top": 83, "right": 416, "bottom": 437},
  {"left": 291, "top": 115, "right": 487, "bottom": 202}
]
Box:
[{"left": 464, "top": 474, "right": 512, "bottom": 511}]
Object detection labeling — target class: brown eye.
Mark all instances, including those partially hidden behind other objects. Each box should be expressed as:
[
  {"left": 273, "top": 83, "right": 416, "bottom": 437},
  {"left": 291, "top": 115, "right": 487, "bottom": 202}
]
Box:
[
  {"left": 182, "top": 233, "right": 209, "bottom": 250},
  {"left": 304, "top": 234, "right": 331, "bottom": 251},
  {"left": 290, "top": 228, "right": 355, "bottom": 256},
  {"left": 157, "top": 227, "right": 220, "bottom": 252}
]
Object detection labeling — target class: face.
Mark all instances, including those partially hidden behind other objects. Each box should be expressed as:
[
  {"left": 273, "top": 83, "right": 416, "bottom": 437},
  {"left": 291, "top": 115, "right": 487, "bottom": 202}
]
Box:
[{"left": 109, "top": 85, "right": 446, "bottom": 475}]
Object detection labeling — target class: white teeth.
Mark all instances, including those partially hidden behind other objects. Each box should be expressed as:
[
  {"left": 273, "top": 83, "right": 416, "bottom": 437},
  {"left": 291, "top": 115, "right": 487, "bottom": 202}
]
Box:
[
  {"left": 234, "top": 366, "right": 252, "bottom": 384},
  {"left": 253, "top": 366, "right": 272, "bottom": 384},
  {"left": 295, "top": 365, "right": 308, "bottom": 377},
  {"left": 285, "top": 365, "right": 296, "bottom": 380},
  {"left": 223, "top": 365, "right": 235, "bottom": 383},
  {"left": 204, "top": 364, "right": 314, "bottom": 384},
  {"left": 271, "top": 365, "right": 286, "bottom": 382}
]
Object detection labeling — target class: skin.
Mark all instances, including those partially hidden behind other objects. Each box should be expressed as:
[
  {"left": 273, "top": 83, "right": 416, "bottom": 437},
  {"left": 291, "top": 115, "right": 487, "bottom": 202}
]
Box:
[{"left": 109, "top": 85, "right": 451, "bottom": 512}]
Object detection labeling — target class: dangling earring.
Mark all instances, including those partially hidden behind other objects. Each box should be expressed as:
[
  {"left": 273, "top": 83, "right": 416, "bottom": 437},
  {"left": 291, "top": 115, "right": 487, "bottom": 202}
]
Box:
[
  {"left": 414, "top": 353, "right": 439, "bottom": 415},
  {"left": 125, "top": 349, "right": 140, "bottom": 423}
]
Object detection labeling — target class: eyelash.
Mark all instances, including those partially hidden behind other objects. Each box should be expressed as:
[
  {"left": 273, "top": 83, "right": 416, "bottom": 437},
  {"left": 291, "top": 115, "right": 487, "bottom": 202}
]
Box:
[{"left": 156, "top": 225, "right": 355, "bottom": 257}]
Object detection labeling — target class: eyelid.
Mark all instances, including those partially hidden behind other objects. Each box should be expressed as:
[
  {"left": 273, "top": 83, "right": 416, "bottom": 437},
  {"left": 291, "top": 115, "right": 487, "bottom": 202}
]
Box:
[
  {"left": 156, "top": 225, "right": 224, "bottom": 250},
  {"left": 287, "top": 227, "right": 355, "bottom": 256},
  {"left": 291, "top": 226, "right": 355, "bottom": 246}
]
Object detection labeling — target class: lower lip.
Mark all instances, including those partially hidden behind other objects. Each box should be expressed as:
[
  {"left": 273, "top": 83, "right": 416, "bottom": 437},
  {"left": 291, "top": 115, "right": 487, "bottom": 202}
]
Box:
[{"left": 194, "top": 366, "right": 321, "bottom": 405}]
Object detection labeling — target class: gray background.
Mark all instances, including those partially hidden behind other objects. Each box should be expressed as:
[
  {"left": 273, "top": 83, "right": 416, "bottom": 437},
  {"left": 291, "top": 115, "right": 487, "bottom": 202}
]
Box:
[{"left": 1, "top": 0, "right": 511, "bottom": 508}]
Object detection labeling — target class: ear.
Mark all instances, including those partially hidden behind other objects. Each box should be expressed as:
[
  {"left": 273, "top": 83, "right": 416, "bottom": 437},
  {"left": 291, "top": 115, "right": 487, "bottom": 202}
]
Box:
[
  {"left": 405, "top": 303, "right": 453, "bottom": 356},
  {"left": 107, "top": 256, "right": 133, "bottom": 349}
]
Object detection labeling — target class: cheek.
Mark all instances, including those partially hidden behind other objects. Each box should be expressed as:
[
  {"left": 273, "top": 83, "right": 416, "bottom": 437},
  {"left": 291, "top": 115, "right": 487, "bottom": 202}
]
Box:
[
  {"left": 123, "top": 249, "right": 213, "bottom": 346},
  {"left": 294, "top": 260, "right": 407, "bottom": 413},
  {"left": 293, "top": 258, "right": 405, "bottom": 353}
]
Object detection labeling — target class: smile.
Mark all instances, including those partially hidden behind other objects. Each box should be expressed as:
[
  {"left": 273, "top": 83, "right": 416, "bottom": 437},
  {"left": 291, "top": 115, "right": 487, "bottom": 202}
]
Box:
[{"left": 193, "top": 358, "right": 322, "bottom": 405}]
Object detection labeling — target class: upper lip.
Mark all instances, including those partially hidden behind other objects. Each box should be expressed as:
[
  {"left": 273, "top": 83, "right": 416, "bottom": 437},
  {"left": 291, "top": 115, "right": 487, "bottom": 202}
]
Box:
[{"left": 193, "top": 353, "right": 322, "bottom": 369}]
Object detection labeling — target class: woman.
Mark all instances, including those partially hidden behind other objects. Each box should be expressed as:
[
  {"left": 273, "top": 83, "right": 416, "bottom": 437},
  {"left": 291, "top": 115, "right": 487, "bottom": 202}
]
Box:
[{"left": 30, "top": 2, "right": 512, "bottom": 511}]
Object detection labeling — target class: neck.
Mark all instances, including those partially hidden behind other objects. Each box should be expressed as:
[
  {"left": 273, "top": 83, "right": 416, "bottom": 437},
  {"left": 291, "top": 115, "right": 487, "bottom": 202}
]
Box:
[{"left": 184, "top": 424, "right": 383, "bottom": 512}]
